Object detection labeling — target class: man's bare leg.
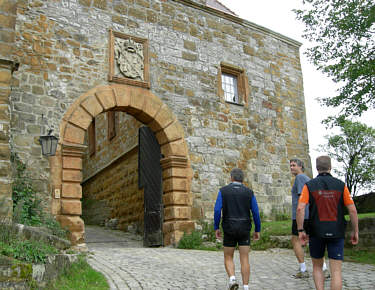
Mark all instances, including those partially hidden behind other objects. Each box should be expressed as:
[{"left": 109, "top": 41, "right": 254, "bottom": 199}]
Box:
[
  {"left": 238, "top": 246, "right": 250, "bottom": 285},
  {"left": 292, "top": 235, "right": 305, "bottom": 263},
  {"left": 312, "top": 258, "right": 324, "bottom": 290},
  {"left": 223, "top": 247, "right": 236, "bottom": 277},
  {"left": 329, "top": 259, "right": 342, "bottom": 290}
]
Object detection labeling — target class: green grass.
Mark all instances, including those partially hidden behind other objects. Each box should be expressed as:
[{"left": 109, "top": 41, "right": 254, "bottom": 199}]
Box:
[
  {"left": 250, "top": 220, "right": 290, "bottom": 250},
  {"left": 46, "top": 255, "right": 109, "bottom": 290},
  {"left": 177, "top": 215, "right": 375, "bottom": 264},
  {"left": 344, "top": 248, "right": 375, "bottom": 265},
  {"left": 345, "top": 212, "right": 375, "bottom": 220},
  {"left": 254, "top": 215, "right": 375, "bottom": 265}
]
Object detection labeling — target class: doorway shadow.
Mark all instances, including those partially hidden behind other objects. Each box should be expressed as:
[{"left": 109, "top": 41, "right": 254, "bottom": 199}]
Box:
[{"left": 85, "top": 225, "right": 143, "bottom": 248}]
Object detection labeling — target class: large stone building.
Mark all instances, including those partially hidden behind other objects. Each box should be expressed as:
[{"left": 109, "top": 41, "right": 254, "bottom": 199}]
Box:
[{"left": 0, "top": 0, "right": 311, "bottom": 246}]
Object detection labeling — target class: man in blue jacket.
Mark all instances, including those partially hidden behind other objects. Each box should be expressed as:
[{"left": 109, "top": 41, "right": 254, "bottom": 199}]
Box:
[{"left": 214, "top": 168, "right": 261, "bottom": 290}]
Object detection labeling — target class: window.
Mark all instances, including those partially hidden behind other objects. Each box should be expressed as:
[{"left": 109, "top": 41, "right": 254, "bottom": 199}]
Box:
[
  {"left": 218, "top": 62, "right": 249, "bottom": 105},
  {"left": 107, "top": 111, "right": 116, "bottom": 140},
  {"left": 88, "top": 119, "right": 95, "bottom": 156},
  {"left": 222, "top": 73, "right": 239, "bottom": 103}
]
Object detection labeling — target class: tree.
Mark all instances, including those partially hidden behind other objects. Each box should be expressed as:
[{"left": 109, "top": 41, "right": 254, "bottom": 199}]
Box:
[
  {"left": 321, "top": 118, "right": 375, "bottom": 196},
  {"left": 294, "top": 0, "right": 375, "bottom": 117}
]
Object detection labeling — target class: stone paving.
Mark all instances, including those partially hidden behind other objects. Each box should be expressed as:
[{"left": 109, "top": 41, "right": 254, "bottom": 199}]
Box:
[{"left": 85, "top": 226, "right": 375, "bottom": 289}]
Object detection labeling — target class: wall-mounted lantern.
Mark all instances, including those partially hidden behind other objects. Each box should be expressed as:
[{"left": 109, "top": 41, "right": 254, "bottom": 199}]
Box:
[{"left": 39, "top": 130, "right": 58, "bottom": 156}]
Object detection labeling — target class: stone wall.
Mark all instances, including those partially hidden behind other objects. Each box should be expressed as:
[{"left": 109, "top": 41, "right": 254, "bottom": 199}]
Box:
[
  {"left": 7, "top": 0, "right": 311, "bottom": 224},
  {"left": 82, "top": 111, "right": 141, "bottom": 179},
  {"left": 0, "top": 0, "right": 17, "bottom": 220},
  {"left": 82, "top": 146, "right": 143, "bottom": 231}
]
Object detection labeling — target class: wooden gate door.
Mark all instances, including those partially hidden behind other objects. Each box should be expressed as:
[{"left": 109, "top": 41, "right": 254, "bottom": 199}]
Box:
[{"left": 138, "top": 126, "right": 163, "bottom": 247}]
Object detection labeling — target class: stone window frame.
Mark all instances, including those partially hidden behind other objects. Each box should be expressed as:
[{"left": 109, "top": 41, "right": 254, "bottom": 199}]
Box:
[
  {"left": 107, "top": 111, "right": 116, "bottom": 141},
  {"left": 108, "top": 29, "right": 150, "bottom": 89},
  {"left": 88, "top": 119, "right": 96, "bottom": 156},
  {"left": 218, "top": 62, "right": 249, "bottom": 106}
]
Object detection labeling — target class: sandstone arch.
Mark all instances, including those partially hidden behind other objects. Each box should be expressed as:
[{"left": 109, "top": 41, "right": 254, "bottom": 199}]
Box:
[{"left": 50, "top": 84, "right": 194, "bottom": 246}]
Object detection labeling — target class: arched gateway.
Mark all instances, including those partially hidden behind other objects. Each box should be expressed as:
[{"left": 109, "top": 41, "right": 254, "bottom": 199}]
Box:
[{"left": 49, "top": 84, "right": 194, "bottom": 246}]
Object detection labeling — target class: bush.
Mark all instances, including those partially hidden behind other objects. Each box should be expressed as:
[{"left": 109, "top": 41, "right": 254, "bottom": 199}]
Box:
[
  {"left": 47, "top": 255, "right": 109, "bottom": 289},
  {"left": 11, "top": 154, "right": 69, "bottom": 239},
  {"left": 199, "top": 220, "right": 217, "bottom": 243},
  {"left": 0, "top": 239, "right": 58, "bottom": 264},
  {"left": 178, "top": 231, "right": 202, "bottom": 249},
  {"left": 0, "top": 155, "right": 71, "bottom": 264},
  {"left": 177, "top": 221, "right": 222, "bottom": 250},
  {"left": 12, "top": 154, "right": 43, "bottom": 226},
  {"left": 0, "top": 221, "right": 59, "bottom": 263}
]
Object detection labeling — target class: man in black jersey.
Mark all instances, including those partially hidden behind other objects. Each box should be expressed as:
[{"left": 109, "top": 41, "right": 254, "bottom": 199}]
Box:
[{"left": 214, "top": 168, "right": 261, "bottom": 290}]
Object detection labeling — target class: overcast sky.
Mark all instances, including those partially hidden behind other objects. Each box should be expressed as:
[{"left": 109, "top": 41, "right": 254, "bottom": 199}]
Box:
[{"left": 218, "top": 0, "right": 374, "bottom": 181}]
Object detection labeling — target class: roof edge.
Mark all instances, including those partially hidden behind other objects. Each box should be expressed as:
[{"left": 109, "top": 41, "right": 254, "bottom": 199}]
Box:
[{"left": 173, "top": 0, "right": 302, "bottom": 48}]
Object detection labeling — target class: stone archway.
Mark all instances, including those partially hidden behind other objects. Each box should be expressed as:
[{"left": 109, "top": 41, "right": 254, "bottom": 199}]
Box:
[{"left": 49, "top": 84, "right": 194, "bottom": 246}]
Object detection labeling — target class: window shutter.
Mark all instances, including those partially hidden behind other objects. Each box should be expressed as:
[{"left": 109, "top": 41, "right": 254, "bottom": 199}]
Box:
[
  {"left": 108, "top": 111, "right": 116, "bottom": 140},
  {"left": 88, "top": 119, "right": 96, "bottom": 156}
]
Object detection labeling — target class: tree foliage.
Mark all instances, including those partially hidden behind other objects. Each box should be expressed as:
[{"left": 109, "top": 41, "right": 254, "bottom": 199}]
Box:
[
  {"left": 294, "top": 0, "right": 375, "bottom": 117},
  {"left": 322, "top": 118, "right": 375, "bottom": 196}
]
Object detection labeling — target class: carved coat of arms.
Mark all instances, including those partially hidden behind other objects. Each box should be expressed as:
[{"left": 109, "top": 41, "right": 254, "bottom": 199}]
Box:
[{"left": 114, "top": 38, "right": 144, "bottom": 81}]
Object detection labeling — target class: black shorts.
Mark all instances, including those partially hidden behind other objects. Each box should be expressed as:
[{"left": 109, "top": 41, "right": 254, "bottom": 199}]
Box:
[
  {"left": 292, "top": 219, "right": 309, "bottom": 236},
  {"left": 309, "top": 236, "right": 344, "bottom": 260},
  {"left": 223, "top": 228, "right": 250, "bottom": 247}
]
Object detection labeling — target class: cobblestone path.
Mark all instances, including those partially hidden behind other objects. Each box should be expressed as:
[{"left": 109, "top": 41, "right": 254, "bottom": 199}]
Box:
[{"left": 85, "top": 226, "right": 375, "bottom": 289}]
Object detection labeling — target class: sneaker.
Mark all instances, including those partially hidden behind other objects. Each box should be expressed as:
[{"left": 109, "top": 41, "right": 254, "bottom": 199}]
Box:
[
  {"left": 293, "top": 270, "right": 309, "bottom": 278},
  {"left": 228, "top": 279, "right": 239, "bottom": 290},
  {"left": 324, "top": 269, "right": 331, "bottom": 279}
]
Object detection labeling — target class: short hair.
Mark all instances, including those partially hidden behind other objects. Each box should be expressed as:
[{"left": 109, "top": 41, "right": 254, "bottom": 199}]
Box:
[
  {"left": 290, "top": 158, "right": 305, "bottom": 172},
  {"left": 231, "top": 168, "right": 244, "bottom": 182},
  {"left": 316, "top": 155, "right": 331, "bottom": 172}
]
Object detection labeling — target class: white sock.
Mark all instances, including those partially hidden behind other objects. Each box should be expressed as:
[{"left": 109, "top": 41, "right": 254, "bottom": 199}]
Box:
[
  {"left": 244, "top": 285, "right": 249, "bottom": 290},
  {"left": 300, "top": 262, "right": 306, "bottom": 272},
  {"left": 322, "top": 262, "right": 327, "bottom": 271},
  {"left": 229, "top": 275, "right": 236, "bottom": 282}
]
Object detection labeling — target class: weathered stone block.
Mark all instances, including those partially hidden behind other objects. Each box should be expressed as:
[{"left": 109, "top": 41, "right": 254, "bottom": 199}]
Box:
[
  {"left": 64, "top": 123, "right": 85, "bottom": 144},
  {"left": 0, "top": 70, "right": 11, "bottom": 84},
  {"left": 163, "top": 220, "right": 194, "bottom": 233},
  {"left": 0, "top": 0, "right": 17, "bottom": 14},
  {"left": 156, "top": 121, "right": 184, "bottom": 145},
  {"left": 163, "top": 230, "right": 185, "bottom": 246},
  {"left": 148, "top": 104, "right": 174, "bottom": 132},
  {"left": 163, "top": 177, "right": 187, "bottom": 193},
  {"left": 136, "top": 91, "right": 163, "bottom": 124},
  {"left": 128, "top": 7, "right": 146, "bottom": 20},
  {"left": 163, "top": 192, "right": 189, "bottom": 206},
  {"left": 62, "top": 183, "right": 82, "bottom": 198},
  {"left": 70, "top": 230, "right": 84, "bottom": 245},
  {"left": 161, "top": 139, "right": 188, "bottom": 157},
  {"left": 93, "top": 0, "right": 106, "bottom": 10},
  {"left": 164, "top": 206, "right": 191, "bottom": 221},
  {"left": 182, "top": 51, "right": 197, "bottom": 61},
  {"left": 69, "top": 106, "right": 92, "bottom": 130},
  {"left": 81, "top": 95, "right": 103, "bottom": 117},
  {"left": 128, "top": 87, "right": 145, "bottom": 115},
  {"left": 62, "top": 169, "right": 82, "bottom": 182},
  {"left": 57, "top": 215, "right": 85, "bottom": 232},
  {"left": 0, "top": 144, "right": 10, "bottom": 159},
  {"left": 183, "top": 40, "right": 196, "bottom": 51},
  {"left": 61, "top": 200, "right": 82, "bottom": 215},
  {"left": 62, "top": 156, "right": 82, "bottom": 170},
  {"left": 0, "top": 14, "right": 15, "bottom": 29},
  {"left": 79, "top": 0, "right": 91, "bottom": 7},
  {"left": 162, "top": 167, "right": 189, "bottom": 179},
  {"left": 113, "top": 86, "right": 130, "bottom": 108},
  {"left": 95, "top": 88, "right": 116, "bottom": 111}
]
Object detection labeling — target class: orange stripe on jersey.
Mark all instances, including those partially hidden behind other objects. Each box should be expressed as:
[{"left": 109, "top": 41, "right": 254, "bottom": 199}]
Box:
[
  {"left": 343, "top": 186, "right": 354, "bottom": 206},
  {"left": 299, "top": 184, "right": 309, "bottom": 204}
]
